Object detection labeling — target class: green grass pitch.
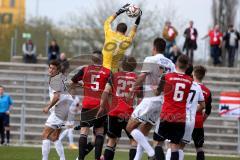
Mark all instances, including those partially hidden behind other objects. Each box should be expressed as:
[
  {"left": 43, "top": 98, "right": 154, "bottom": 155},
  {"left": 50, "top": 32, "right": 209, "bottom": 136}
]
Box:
[{"left": 0, "top": 146, "right": 239, "bottom": 160}]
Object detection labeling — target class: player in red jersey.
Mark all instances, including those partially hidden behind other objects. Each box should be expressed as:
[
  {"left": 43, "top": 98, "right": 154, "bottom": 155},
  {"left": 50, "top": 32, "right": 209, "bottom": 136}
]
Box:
[
  {"left": 154, "top": 55, "right": 193, "bottom": 160},
  {"left": 71, "top": 51, "right": 111, "bottom": 160},
  {"left": 96, "top": 57, "right": 140, "bottom": 160},
  {"left": 192, "top": 65, "right": 212, "bottom": 160}
]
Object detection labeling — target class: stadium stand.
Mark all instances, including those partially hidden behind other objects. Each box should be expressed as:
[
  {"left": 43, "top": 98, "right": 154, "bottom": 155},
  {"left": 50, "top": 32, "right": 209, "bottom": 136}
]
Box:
[{"left": 0, "top": 58, "right": 239, "bottom": 155}]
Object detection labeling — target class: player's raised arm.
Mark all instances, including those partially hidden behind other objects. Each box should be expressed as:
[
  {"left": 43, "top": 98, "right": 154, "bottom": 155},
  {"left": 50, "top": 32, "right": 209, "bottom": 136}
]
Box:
[
  {"left": 128, "top": 12, "right": 142, "bottom": 41},
  {"left": 104, "top": 4, "right": 130, "bottom": 34}
]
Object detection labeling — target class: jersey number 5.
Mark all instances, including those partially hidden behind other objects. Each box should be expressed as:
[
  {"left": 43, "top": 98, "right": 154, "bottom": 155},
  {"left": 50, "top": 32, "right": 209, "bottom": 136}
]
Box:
[
  {"left": 91, "top": 75, "right": 100, "bottom": 91},
  {"left": 173, "top": 83, "right": 186, "bottom": 101}
]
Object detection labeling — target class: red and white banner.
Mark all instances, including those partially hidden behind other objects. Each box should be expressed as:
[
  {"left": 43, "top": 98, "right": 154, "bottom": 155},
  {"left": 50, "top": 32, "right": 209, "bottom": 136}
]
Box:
[{"left": 219, "top": 92, "right": 240, "bottom": 119}]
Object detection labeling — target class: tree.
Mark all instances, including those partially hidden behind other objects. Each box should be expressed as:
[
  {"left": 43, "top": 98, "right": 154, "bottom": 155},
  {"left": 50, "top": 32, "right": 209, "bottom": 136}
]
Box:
[{"left": 66, "top": 0, "right": 186, "bottom": 60}]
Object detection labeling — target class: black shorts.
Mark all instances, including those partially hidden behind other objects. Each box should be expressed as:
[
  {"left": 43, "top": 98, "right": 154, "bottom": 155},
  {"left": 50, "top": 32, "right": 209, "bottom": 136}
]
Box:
[
  {"left": 153, "top": 120, "right": 185, "bottom": 144},
  {"left": 0, "top": 113, "right": 9, "bottom": 127},
  {"left": 107, "top": 116, "right": 132, "bottom": 139},
  {"left": 80, "top": 108, "right": 106, "bottom": 129},
  {"left": 192, "top": 128, "right": 204, "bottom": 148}
]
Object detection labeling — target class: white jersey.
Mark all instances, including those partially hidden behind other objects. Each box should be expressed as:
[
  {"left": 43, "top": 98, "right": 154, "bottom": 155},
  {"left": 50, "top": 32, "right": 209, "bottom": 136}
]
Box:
[
  {"left": 141, "top": 53, "right": 175, "bottom": 100},
  {"left": 48, "top": 73, "right": 73, "bottom": 121},
  {"left": 183, "top": 82, "right": 204, "bottom": 143}
]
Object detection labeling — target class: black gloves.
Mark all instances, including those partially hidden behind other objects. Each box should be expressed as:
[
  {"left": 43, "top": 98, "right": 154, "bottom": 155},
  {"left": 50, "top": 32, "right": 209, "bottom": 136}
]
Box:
[
  {"left": 135, "top": 10, "right": 142, "bottom": 26},
  {"left": 116, "top": 3, "right": 130, "bottom": 16}
]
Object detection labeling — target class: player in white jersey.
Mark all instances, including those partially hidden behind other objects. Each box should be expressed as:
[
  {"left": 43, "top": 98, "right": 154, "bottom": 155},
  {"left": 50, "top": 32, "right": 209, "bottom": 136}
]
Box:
[
  {"left": 165, "top": 65, "right": 205, "bottom": 160},
  {"left": 126, "top": 38, "right": 175, "bottom": 160},
  {"left": 59, "top": 96, "right": 81, "bottom": 149},
  {"left": 42, "top": 60, "right": 73, "bottom": 160}
]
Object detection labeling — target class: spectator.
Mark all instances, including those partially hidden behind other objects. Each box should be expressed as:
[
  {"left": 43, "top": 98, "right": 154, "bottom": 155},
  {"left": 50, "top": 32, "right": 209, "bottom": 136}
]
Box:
[
  {"left": 22, "top": 39, "right": 37, "bottom": 63},
  {"left": 183, "top": 20, "right": 198, "bottom": 64},
  {"left": 203, "top": 25, "right": 223, "bottom": 66},
  {"left": 168, "top": 45, "right": 182, "bottom": 64},
  {"left": 48, "top": 39, "right": 60, "bottom": 63},
  {"left": 58, "top": 52, "right": 70, "bottom": 75},
  {"left": 162, "top": 21, "right": 178, "bottom": 56},
  {"left": 0, "top": 85, "right": 13, "bottom": 145},
  {"left": 223, "top": 24, "right": 240, "bottom": 67}
]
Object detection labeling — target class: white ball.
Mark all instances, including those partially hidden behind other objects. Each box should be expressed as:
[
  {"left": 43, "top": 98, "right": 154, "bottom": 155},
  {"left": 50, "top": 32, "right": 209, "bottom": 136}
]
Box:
[{"left": 126, "top": 5, "right": 141, "bottom": 18}]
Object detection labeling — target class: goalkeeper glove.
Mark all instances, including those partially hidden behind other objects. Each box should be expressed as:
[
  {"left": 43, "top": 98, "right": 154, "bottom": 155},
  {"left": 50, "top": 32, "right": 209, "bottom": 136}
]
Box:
[
  {"left": 116, "top": 3, "right": 130, "bottom": 16},
  {"left": 135, "top": 11, "right": 142, "bottom": 26}
]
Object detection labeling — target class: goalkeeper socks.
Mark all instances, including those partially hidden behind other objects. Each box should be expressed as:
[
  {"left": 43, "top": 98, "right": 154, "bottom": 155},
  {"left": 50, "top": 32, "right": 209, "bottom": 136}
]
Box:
[
  {"left": 104, "top": 146, "right": 115, "bottom": 160},
  {"left": 131, "top": 129, "right": 154, "bottom": 157},
  {"left": 155, "top": 145, "right": 165, "bottom": 160},
  {"left": 129, "top": 147, "right": 137, "bottom": 160},
  {"left": 54, "top": 140, "right": 65, "bottom": 160},
  {"left": 84, "top": 142, "right": 94, "bottom": 155},
  {"left": 197, "top": 151, "right": 205, "bottom": 160},
  {"left": 42, "top": 139, "right": 50, "bottom": 160}
]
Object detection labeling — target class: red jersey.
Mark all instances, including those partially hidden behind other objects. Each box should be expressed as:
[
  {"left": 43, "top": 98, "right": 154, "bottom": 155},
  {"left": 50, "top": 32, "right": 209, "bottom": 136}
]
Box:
[
  {"left": 195, "top": 83, "right": 212, "bottom": 128},
  {"left": 72, "top": 65, "right": 111, "bottom": 109},
  {"left": 208, "top": 30, "right": 223, "bottom": 45},
  {"left": 160, "top": 72, "right": 193, "bottom": 123},
  {"left": 108, "top": 71, "right": 137, "bottom": 118}
]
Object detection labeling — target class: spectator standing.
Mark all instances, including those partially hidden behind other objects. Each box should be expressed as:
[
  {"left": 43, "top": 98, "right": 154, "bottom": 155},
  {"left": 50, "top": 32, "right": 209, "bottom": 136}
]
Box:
[
  {"left": 183, "top": 21, "right": 198, "bottom": 64},
  {"left": 168, "top": 45, "right": 182, "bottom": 64},
  {"left": 0, "top": 86, "right": 13, "bottom": 145},
  {"left": 48, "top": 40, "right": 60, "bottom": 63},
  {"left": 223, "top": 25, "right": 240, "bottom": 67},
  {"left": 58, "top": 52, "right": 70, "bottom": 75},
  {"left": 203, "top": 25, "right": 223, "bottom": 66},
  {"left": 22, "top": 39, "right": 37, "bottom": 63},
  {"left": 162, "top": 21, "right": 178, "bottom": 57}
]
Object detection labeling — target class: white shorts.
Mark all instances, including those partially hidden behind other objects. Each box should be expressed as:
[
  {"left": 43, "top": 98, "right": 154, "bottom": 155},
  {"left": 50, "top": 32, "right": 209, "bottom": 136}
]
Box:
[
  {"left": 65, "top": 121, "right": 75, "bottom": 126},
  {"left": 182, "top": 113, "right": 196, "bottom": 144},
  {"left": 131, "top": 97, "right": 163, "bottom": 125},
  {"left": 45, "top": 112, "right": 65, "bottom": 129}
]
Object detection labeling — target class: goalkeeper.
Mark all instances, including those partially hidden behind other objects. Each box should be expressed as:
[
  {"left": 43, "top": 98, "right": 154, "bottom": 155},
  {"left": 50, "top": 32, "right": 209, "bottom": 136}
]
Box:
[{"left": 102, "top": 3, "right": 142, "bottom": 73}]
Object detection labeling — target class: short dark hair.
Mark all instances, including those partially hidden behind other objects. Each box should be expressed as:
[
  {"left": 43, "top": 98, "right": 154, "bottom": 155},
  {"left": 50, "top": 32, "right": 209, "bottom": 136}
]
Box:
[
  {"left": 193, "top": 65, "right": 206, "bottom": 81},
  {"left": 185, "top": 64, "right": 193, "bottom": 76},
  {"left": 122, "top": 56, "right": 137, "bottom": 72},
  {"left": 92, "top": 50, "right": 102, "bottom": 64},
  {"left": 153, "top": 38, "right": 166, "bottom": 53},
  {"left": 0, "top": 85, "right": 4, "bottom": 89},
  {"left": 176, "top": 55, "right": 189, "bottom": 70},
  {"left": 117, "top": 23, "right": 127, "bottom": 34},
  {"left": 49, "top": 60, "right": 61, "bottom": 71}
]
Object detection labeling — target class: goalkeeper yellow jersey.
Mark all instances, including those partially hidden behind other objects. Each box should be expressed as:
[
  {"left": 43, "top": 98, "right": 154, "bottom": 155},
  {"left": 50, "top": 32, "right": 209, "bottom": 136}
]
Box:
[{"left": 102, "top": 16, "right": 136, "bottom": 72}]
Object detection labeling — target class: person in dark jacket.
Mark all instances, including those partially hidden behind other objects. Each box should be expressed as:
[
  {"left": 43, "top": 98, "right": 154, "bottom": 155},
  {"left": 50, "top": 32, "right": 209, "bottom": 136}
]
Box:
[
  {"left": 223, "top": 24, "right": 240, "bottom": 67},
  {"left": 58, "top": 53, "right": 70, "bottom": 75},
  {"left": 183, "top": 21, "right": 198, "bottom": 64},
  {"left": 48, "top": 40, "right": 60, "bottom": 63},
  {"left": 168, "top": 45, "right": 182, "bottom": 64}
]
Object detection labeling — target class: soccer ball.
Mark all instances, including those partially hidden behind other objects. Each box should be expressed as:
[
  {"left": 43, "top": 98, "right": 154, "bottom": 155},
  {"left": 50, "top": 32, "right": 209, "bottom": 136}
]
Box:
[{"left": 126, "top": 5, "right": 141, "bottom": 18}]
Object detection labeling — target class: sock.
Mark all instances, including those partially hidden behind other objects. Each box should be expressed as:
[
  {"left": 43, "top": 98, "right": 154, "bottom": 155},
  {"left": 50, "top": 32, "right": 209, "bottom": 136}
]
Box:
[
  {"left": 179, "top": 149, "right": 184, "bottom": 160},
  {"left": 84, "top": 142, "right": 94, "bottom": 156},
  {"left": 95, "top": 134, "right": 104, "bottom": 159},
  {"left": 104, "top": 146, "right": 115, "bottom": 160},
  {"left": 78, "top": 134, "right": 87, "bottom": 160},
  {"left": 155, "top": 145, "right": 165, "bottom": 160},
  {"left": 67, "top": 128, "right": 74, "bottom": 144},
  {"left": 197, "top": 151, "right": 205, "bottom": 160},
  {"left": 170, "top": 151, "right": 179, "bottom": 160},
  {"left": 0, "top": 127, "right": 5, "bottom": 144},
  {"left": 131, "top": 129, "right": 154, "bottom": 157},
  {"left": 42, "top": 139, "right": 50, "bottom": 160},
  {"left": 134, "top": 144, "right": 144, "bottom": 160},
  {"left": 59, "top": 129, "right": 68, "bottom": 141},
  {"left": 54, "top": 140, "right": 65, "bottom": 160},
  {"left": 129, "top": 147, "right": 137, "bottom": 160},
  {"left": 166, "top": 148, "right": 171, "bottom": 160},
  {"left": 6, "top": 130, "right": 10, "bottom": 143}
]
